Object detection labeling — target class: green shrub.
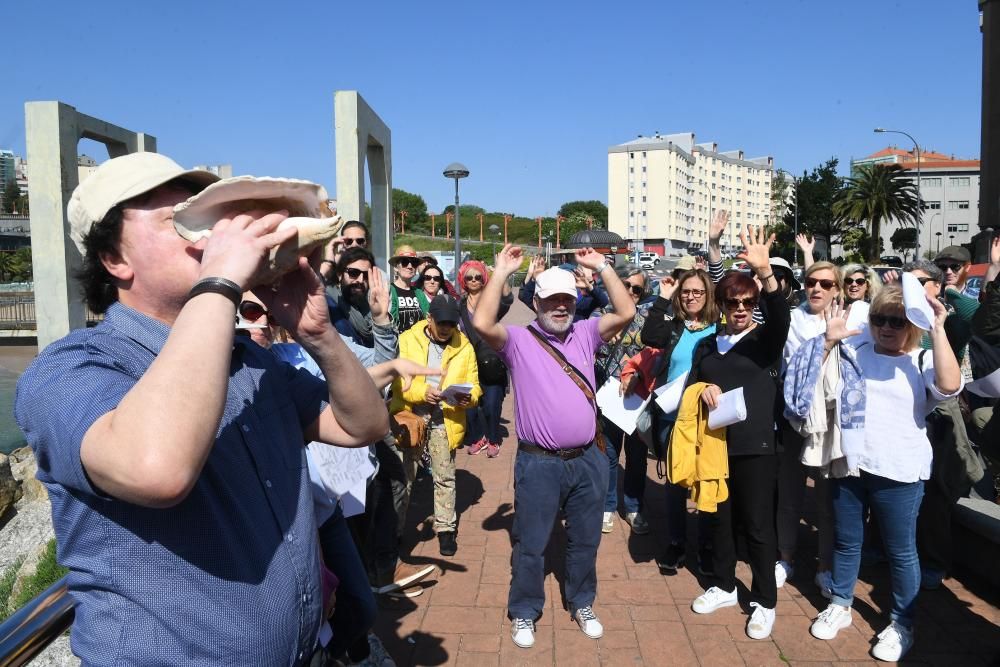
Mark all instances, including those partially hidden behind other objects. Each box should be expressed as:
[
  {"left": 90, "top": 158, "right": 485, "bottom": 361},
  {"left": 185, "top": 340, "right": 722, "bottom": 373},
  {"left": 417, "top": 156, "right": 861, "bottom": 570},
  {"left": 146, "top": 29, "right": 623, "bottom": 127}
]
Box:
[
  {"left": 0, "top": 554, "right": 26, "bottom": 622},
  {"left": 12, "top": 540, "right": 68, "bottom": 611}
]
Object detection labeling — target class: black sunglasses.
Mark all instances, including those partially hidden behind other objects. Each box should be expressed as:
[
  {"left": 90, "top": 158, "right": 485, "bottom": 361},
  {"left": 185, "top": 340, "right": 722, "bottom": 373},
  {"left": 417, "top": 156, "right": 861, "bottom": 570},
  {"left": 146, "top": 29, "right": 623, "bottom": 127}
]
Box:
[
  {"left": 843, "top": 277, "right": 868, "bottom": 287},
  {"left": 724, "top": 297, "right": 758, "bottom": 310},
  {"left": 805, "top": 277, "right": 837, "bottom": 290},
  {"left": 238, "top": 300, "right": 273, "bottom": 323},
  {"left": 627, "top": 284, "right": 644, "bottom": 297},
  {"left": 342, "top": 237, "right": 367, "bottom": 247},
  {"left": 464, "top": 274, "right": 484, "bottom": 283},
  {"left": 422, "top": 273, "right": 443, "bottom": 282},
  {"left": 870, "top": 313, "right": 908, "bottom": 330},
  {"left": 916, "top": 276, "right": 935, "bottom": 285},
  {"left": 343, "top": 267, "right": 368, "bottom": 280},
  {"left": 396, "top": 258, "right": 418, "bottom": 268},
  {"left": 936, "top": 262, "right": 963, "bottom": 273}
]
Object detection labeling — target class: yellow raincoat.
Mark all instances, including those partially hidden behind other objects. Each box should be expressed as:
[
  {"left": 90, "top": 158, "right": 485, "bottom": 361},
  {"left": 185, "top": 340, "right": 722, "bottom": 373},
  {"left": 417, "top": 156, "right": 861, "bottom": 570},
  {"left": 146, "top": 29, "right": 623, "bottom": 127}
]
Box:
[{"left": 667, "top": 382, "right": 729, "bottom": 512}]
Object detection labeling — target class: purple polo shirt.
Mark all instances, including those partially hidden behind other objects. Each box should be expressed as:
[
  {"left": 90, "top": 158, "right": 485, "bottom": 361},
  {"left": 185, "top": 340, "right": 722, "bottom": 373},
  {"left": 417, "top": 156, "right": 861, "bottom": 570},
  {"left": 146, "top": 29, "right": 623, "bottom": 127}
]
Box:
[{"left": 498, "top": 317, "right": 604, "bottom": 450}]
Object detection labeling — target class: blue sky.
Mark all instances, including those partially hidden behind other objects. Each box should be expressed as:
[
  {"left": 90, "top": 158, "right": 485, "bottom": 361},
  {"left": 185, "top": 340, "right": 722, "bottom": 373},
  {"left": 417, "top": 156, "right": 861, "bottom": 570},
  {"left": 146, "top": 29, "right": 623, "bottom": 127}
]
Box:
[{"left": 2, "top": 0, "right": 983, "bottom": 217}]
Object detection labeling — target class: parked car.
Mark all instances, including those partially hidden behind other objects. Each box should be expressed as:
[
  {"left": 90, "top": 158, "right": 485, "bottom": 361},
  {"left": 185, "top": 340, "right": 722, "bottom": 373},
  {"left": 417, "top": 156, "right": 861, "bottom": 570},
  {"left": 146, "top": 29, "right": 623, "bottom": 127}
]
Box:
[
  {"left": 879, "top": 255, "right": 904, "bottom": 267},
  {"left": 638, "top": 252, "right": 661, "bottom": 269}
]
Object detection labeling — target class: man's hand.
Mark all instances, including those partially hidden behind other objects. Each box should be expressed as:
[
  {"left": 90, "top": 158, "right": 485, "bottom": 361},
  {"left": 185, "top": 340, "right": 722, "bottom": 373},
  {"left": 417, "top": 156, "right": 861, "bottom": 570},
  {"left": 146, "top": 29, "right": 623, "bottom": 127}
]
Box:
[
  {"left": 253, "top": 251, "right": 331, "bottom": 348},
  {"left": 494, "top": 243, "right": 524, "bottom": 277},
  {"left": 368, "top": 267, "right": 391, "bottom": 324},
  {"left": 394, "top": 359, "right": 442, "bottom": 392},
  {"left": 198, "top": 209, "right": 295, "bottom": 289},
  {"left": 737, "top": 225, "right": 776, "bottom": 274},
  {"left": 574, "top": 247, "right": 606, "bottom": 271},
  {"left": 424, "top": 386, "right": 443, "bottom": 405},
  {"left": 700, "top": 384, "right": 722, "bottom": 410},
  {"left": 658, "top": 276, "right": 678, "bottom": 300},
  {"left": 708, "top": 210, "right": 729, "bottom": 246}
]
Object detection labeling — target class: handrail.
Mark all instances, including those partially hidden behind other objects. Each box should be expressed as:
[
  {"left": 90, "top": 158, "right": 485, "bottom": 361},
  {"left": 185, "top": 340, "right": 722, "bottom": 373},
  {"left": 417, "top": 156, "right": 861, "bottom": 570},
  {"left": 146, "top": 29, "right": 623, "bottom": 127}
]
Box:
[{"left": 0, "top": 576, "right": 74, "bottom": 667}]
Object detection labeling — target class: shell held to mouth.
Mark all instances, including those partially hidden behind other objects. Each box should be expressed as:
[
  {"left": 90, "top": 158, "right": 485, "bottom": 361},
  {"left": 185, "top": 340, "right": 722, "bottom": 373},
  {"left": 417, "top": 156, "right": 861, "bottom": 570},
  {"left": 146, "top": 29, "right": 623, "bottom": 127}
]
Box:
[{"left": 172, "top": 176, "right": 343, "bottom": 286}]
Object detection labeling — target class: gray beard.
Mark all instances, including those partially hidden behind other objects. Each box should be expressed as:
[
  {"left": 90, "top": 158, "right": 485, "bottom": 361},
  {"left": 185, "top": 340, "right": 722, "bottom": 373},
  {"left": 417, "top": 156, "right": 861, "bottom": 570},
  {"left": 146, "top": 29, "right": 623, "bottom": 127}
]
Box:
[{"left": 536, "top": 308, "right": 574, "bottom": 335}]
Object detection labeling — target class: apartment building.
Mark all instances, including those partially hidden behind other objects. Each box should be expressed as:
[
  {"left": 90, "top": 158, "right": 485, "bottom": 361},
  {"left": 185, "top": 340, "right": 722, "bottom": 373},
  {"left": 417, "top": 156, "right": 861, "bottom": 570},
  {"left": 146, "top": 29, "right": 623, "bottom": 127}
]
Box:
[
  {"left": 608, "top": 132, "right": 774, "bottom": 254},
  {"left": 852, "top": 147, "right": 980, "bottom": 252}
]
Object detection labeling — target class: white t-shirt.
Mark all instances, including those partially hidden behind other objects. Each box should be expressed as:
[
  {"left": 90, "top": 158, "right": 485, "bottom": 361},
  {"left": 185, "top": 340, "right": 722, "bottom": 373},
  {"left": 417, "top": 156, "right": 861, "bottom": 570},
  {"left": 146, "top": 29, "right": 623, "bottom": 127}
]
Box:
[
  {"left": 782, "top": 302, "right": 872, "bottom": 373},
  {"left": 716, "top": 328, "right": 753, "bottom": 355},
  {"left": 855, "top": 344, "right": 960, "bottom": 483}
]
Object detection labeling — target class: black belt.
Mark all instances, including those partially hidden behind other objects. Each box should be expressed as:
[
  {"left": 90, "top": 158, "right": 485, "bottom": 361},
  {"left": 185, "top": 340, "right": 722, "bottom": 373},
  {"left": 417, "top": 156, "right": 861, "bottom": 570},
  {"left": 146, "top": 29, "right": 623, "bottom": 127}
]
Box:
[{"left": 518, "top": 441, "right": 592, "bottom": 460}]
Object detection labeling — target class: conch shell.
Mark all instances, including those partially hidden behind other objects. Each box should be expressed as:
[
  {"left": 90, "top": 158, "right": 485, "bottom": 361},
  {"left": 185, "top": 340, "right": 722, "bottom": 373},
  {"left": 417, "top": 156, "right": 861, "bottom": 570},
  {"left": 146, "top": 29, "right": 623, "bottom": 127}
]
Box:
[{"left": 172, "top": 176, "right": 342, "bottom": 285}]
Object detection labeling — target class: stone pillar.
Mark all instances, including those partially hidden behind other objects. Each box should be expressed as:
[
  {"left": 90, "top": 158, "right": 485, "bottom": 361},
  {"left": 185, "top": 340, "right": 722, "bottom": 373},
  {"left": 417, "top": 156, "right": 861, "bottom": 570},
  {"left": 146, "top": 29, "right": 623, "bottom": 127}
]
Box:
[
  {"left": 976, "top": 1, "right": 1000, "bottom": 261},
  {"left": 24, "top": 101, "right": 155, "bottom": 350},
  {"left": 334, "top": 92, "right": 392, "bottom": 271}
]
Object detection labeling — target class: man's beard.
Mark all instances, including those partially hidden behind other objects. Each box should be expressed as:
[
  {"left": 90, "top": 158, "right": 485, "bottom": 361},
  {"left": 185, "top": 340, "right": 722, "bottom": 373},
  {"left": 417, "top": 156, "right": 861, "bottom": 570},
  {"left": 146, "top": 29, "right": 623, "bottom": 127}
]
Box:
[
  {"left": 536, "top": 306, "right": 575, "bottom": 335},
  {"left": 345, "top": 283, "right": 368, "bottom": 306}
]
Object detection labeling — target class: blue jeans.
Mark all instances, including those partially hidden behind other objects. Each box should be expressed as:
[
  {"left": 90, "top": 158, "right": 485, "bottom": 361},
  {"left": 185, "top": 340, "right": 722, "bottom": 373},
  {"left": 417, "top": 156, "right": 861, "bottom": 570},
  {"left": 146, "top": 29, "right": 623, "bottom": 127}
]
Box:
[
  {"left": 318, "top": 507, "right": 377, "bottom": 660},
  {"left": 601, "top": 417, "right": 647, "bottom": 514},
  {"left": 831, "top": 472, "right": 924, "bottom": 628},
  {"left": 508, "top": 442, "right": 609, "bottom": 620},
  {"left": 466, "top": 383, "right": 505, "bottom": 444}
]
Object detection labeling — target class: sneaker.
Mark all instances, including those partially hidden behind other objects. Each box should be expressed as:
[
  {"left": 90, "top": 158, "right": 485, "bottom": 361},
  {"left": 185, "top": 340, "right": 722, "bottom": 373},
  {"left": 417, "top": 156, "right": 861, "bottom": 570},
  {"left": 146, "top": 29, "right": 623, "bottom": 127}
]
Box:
[
  {"left": 486, "top": 442, "right": 501, "bottom": 458},
  {"left": 775, "top": 560, "right": 793, "bottom": 588},
  {"left": 375, "top": 562, "right": 437, "bottom": 594},
  {"left": 511, "top": 618, "right": 535, "bottom": 648},
  {"left": 815, "top": 570, "right": 833, "bottom": 599},
  {"left": 625, "top": 512, "right": 650, "bottom": 535},
  {"left": 438, "top": 531, "right": 457, "bottom": 556},
  {"left": 872, "top": 621, "right": 914, "bottom": 662},
  {"left": 467, "top": 437, "right": 488, "bottom": 455},
  {"left": 574, "top": 606, "right": 604, "bottom": 639},
  {"left": 697, "top": 546, "right": 714, "bottom": 576},
  {"left": 810, "top": 603, "right": 852, "bottom": 640},
  {"left": 691, "top": 586, "right": 738, "bottom": 614},
  {"left": 746, "top": 602, "right": 776, "bottom": 640},
  {"left": 602, "top": 512, "right": 615, "bottom": 533},
  {"left": 656, "top": 542, "right": 686, "bottom": 573}
]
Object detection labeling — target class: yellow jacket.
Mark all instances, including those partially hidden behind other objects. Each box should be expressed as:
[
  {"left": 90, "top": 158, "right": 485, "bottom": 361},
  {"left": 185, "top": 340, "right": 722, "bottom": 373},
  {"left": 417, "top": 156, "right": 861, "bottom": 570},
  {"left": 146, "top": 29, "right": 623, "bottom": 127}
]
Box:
[
  {"left": 390, "top": 320, "right": 482, "bottom": 449},
  {"left": 667, "top": 382, "right": 729, "bottom": 512}
]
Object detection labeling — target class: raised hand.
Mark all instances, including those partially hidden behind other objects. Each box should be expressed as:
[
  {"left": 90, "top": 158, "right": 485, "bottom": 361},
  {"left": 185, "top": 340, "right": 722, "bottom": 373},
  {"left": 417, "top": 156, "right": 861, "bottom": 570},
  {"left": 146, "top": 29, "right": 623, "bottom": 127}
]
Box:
[
  {"left": 253, "top": 251, "right": 331, "bottom": 347},
  {"left": 882, "top": 270, "right": 899, "bottom": 284},
  {"left": 494, "top": 243, "right": 524, "bottom": 276},
  {"left": 991, "top": 235, "right": 1000, "bottom": 266},
  {"left": 823, "top": 301, "right": 862, "bottom": 344},
  {"left": 795, "top": 234, "right": 815, "bottom": 254},
  {"left": 928, "top": 293, "right": 949, "bottom": 331},
  {"left": 198, "top": 208, "right": 295, "bottom": 289},
  {"left": 574, "top": 247, "right": 607, "bottom": 271},
  {"left": 658, "top": 276, "right": 678, "bottom": 300},
  {"left": 368, "top": 266, "right": 391, "bottom": 324},
  {"left": 527, "top": 254, "right": 546, "bottom": 280},
  {"left": 736, "top": 225, "right": 776, "bottom": 274},
  {"left": 708, "top": 210, "right": 729, "bottom": 244}
]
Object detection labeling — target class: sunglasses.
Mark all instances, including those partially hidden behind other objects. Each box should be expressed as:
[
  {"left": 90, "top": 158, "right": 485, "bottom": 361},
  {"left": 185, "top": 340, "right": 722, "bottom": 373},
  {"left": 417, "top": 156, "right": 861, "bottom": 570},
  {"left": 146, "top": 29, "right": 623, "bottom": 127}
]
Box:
[
  {"left": 805, "top": 277, "right": 837, "bottom": 290},
  {"left": 423, "top": 274, "right": 443, "bottom": 282},
  {"left": 464, "top": 274, "right": 484, "bottom": 283},
  {"left": 343, "top": 267, "right": 368, "bottom": 280},
  {"left": 396, "top": 258, "right": 418, "bottom": 268},
  {"left": 870, "top": 313, "right": 908, "bottom": 330},
  {"left": 936, "top": 263, "right": 963, "bottom": 273},
  {"left": 238, "top": 300, "right": 273, "bottom": 323},
  {"left": 342, "top": 237, "right": 367, "bottom": 247},
  {"left": 843, "top": 277, "right": 868, "bottom": 287},
  {"left": 627, "top": 284, "right": 644, "bottom": 297},
  {"left": 916, "top": 276, "right": 936, "bottom": 285},
  {"left": 681, "top": 289, "right": 706, "bottom": 298},
  {"left": 724, "top": 297, "right": 758, "bottom": 310}
]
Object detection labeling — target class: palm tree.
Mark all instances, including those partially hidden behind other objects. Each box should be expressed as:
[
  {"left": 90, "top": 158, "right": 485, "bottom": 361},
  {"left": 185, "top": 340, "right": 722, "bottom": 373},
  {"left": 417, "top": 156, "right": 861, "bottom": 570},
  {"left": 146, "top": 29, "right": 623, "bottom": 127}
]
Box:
[{"left": 833, "top": 163, "right": 920, "bottom": 262}]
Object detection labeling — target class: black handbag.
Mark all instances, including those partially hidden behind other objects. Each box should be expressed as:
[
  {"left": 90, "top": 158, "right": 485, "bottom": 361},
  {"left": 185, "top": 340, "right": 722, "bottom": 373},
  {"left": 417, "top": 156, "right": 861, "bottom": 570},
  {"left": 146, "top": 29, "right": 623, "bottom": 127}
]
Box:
[{"left": 459, "top": 307, "right": 508, "bottom": 385}]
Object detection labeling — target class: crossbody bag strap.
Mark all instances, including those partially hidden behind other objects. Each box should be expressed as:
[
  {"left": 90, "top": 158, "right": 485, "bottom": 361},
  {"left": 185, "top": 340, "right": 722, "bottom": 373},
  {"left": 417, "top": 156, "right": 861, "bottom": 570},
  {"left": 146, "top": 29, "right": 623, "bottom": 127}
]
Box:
[{"left": 527, "top": 326, "right": 606, "bottom": 452}]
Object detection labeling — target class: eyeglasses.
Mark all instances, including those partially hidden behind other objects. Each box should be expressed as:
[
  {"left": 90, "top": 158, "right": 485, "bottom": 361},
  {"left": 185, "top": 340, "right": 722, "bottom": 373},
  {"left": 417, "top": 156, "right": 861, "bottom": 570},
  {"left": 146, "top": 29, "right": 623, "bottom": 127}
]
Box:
[
  {"left": 681, "top": 289, "right": 706, "bottom": 298},
  {"left": 464, "top": 274, "right": 484, "bottom": 283},
  {"left": 343, "top": 267, "right": 368, "bottom": 280},
  {"left": 423, "top": 274, "right": 443, "bottom": 283},
  {"left": 916, "top": 276, "right": 936, "bottom": 285},
  {"left": 627, "top": 285, "right": 644, "bottom": 297},
  {"left": 724, "top": 297, "right": 758, "bottom": 310},
  {"left": 870, "top": 313, "right": 908, "bottom": 330},
  {"left": 397, "top": 258, "right": 418, "bottom": 268},
  {"left": 238, "top": 300, "right": 273, "bottom": 323},
  {"left": 805, "top": 277, "right": 837, "bottom": 290},
  {"left": 843, "top": 277, "right": 868, "bottom": 287},
  {"left": 342, "top": 237, "right": 367, "bottom": 247},
  {"left": 936, "top": 263, "right": 963, "bottom": 273}
]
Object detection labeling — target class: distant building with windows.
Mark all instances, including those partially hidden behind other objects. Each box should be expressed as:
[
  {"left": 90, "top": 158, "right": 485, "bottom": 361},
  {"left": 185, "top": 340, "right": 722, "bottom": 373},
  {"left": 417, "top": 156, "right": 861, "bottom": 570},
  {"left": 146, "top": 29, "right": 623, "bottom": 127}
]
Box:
[
  {"left": 193, "top": 164, "right": 233, "bottom": 179},
  {"left": 608, "top": 132, "right": 774, "bottom": 255},
  {"left": 851, "top": 147, "right": 979, "bottom": 253}
]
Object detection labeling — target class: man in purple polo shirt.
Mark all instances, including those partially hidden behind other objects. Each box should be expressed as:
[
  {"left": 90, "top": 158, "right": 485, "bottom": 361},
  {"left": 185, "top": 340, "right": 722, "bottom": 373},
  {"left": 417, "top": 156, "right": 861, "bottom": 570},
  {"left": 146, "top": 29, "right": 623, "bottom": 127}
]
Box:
[{"left": 473, "top": 243, "right": 635, "bottom": 649}]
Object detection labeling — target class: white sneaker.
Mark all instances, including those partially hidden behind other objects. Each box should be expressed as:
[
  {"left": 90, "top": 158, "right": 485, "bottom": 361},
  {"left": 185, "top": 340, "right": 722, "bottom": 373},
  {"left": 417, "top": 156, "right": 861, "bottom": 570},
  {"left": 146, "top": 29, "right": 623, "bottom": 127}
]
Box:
[
  {"left": 625, "top": 512, "right": 650, "bottom": 535},
  {"left": 775, "top": 560, "right": 793, "bottom": 588},
  {"left": 872, "top": 621, "right": 914, "bottom": 662},
  {"left": 601, "top": 512, "right": 614, "bottom": 533},
  {"left": 814, "top": 570, "right": 833, "bottom": 599},
  {"left": 691, "top": 586, "right": 738, "bottom": 614},
  {"left": 574, "top": 606, "right": 604, "bottom": 639},
  {"left": 511, "top": 618, "right": 535, "bottom": 648},
  {"left": 810, "top": 603, "right": 852, "bottom": 640},
  {"left": 746, "top": 602, "right": 776, "bottom": 640}
]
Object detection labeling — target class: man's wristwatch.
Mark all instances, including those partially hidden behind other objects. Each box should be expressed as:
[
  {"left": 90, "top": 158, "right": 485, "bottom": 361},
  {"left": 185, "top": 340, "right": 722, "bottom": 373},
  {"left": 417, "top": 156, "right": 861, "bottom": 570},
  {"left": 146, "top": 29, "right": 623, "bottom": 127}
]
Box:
[{"left": 594, "top": 260, "right": 609, "bottom": 274}]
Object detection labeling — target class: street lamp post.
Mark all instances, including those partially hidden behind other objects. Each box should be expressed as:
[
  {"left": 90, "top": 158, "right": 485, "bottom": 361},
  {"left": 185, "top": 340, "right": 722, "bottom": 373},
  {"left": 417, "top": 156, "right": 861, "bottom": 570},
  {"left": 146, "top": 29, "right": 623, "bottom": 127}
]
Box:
[
  {"left": 443, "top": 163, "right": 470, "bottom": 293},
  {"left": 927, "top": 211, "right": 942, "bottom": 258},
  {"left": 874, "top": 127, "right": 922, "bottom": 258},
  {"left": 936, "top": 231, "right": 942, "bottom": 252}
]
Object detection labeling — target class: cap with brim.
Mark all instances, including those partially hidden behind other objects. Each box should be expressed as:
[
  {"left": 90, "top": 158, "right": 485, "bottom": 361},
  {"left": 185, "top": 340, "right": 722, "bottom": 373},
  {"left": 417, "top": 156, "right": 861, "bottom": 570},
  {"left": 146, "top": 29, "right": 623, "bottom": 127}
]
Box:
[
  {"left": 934, "top": 245, "right": 971, "bottom": 264},
  {"left": 67, "top": 152, "right": 220, "bottom": 255},
  {"left": 535, "top": 267, "right": 577, "bottom": 299},
  {"left": 769, "top": 256, "right": 800, "bottom": 290},
  {"left": 390, "top": 244, "right": 419, "bottom": 264},
  {"left": 428, "top": 294, "right": 461, "bottom": 323},
  {"left": 674, "top": 256, "right": 697, "bottom": 271}
]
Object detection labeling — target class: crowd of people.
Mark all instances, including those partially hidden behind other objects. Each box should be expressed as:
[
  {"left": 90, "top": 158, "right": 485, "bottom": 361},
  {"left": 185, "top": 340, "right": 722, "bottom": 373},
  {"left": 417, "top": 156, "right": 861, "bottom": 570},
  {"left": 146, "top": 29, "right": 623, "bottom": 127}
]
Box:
[{"left": 12, "top": 153, "right": 1000, "bottom": 665}]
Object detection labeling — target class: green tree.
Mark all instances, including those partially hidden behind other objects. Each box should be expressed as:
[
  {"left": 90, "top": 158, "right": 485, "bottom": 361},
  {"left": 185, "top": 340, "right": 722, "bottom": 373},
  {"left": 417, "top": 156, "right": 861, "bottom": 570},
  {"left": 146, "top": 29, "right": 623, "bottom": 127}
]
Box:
[
  {"left": 391, "top": 188, "right": 429, "bottom": 232},
  {"left": 784, "top": 159, "right": 852, "bottom": 257},
  {"left": 833, "top": 163, "right": 920, "bottom": 263},
  {"left": 11, "top": 247, "right": 31, "bottom": 282},
  {"left": 557, "top": 200, "right": 608, "bottom": 228},
  {"left": 1, "top": 180, "right": 20, "bottom": 214},
  {"left": 771, "top": 171, "right": 791, "bottom": 227},
  {"left": 442, "top": 204, "right": 485, "bottom": 218},
  {"left": 889, "top": 227, "right": 918, "bottom": 258}
]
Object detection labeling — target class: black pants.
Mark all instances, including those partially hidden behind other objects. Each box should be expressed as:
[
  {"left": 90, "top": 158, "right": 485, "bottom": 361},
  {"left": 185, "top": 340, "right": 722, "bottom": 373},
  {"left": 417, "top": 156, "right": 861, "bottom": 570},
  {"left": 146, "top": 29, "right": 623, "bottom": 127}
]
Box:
[
  {"left": 368, "top": 439, "right": 410, "bottom": 576},
  {"left": 916, "top": 480, "right": 952, "bottom": 574},
  {"left": 707, "top": 453, "right": 778, "bottom": 609}
]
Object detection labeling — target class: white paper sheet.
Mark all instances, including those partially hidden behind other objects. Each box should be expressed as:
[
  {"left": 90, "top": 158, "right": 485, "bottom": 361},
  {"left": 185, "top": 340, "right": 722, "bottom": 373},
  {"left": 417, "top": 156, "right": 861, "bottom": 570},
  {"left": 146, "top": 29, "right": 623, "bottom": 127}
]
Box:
[
  {"left": 596, "top": 378, "right": 653, "bottom": 435},
  {"left": 707, "top": 386, "right": 747, "bottom": 430},
  {"left": 441, "top": 383, "right": 475, "bottom": 405},
  {"left": 308, "top": 444, "right": 376, "bottom": 518},
  {"left": 902, "top": 272, "right": 935, "bottom": 331},
  {"left": 654, "top": 371, "right": 689, "bottom": 416}
]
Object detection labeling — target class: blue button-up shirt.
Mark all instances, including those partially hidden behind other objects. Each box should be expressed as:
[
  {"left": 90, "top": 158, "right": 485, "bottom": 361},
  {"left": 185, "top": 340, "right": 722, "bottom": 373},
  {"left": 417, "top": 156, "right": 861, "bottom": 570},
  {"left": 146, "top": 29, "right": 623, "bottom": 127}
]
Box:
[{"left": 15, "top": 303, "right": 328, "bottom": 666}]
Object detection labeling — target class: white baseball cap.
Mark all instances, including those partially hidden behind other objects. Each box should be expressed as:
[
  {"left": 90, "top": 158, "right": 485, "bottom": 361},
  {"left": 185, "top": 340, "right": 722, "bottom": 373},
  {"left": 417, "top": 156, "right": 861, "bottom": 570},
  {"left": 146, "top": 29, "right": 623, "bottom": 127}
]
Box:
[
  {"left": 67, "top": 152, "right": 220, "bottom": 255},
  {"left": 535, "top": 267, "right": 577, "bottom": 299}
]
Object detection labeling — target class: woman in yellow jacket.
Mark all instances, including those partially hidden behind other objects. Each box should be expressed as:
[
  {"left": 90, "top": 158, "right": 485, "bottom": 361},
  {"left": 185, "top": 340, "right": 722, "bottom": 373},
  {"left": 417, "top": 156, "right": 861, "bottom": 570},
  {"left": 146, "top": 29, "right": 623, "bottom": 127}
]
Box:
[{"left": 390, "top": 295, "right": 481, "bottom": 556}]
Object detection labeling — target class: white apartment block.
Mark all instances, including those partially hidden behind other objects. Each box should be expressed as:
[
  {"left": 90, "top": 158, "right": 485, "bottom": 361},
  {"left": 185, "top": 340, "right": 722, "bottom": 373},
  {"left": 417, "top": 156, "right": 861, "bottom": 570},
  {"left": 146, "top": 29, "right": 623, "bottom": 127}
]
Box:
[
  {"left": 852, "top": 147, "right": 980, "bottom": 253},
  {"left": 608, "top": 132, "right": 774, "bottom": 254}
]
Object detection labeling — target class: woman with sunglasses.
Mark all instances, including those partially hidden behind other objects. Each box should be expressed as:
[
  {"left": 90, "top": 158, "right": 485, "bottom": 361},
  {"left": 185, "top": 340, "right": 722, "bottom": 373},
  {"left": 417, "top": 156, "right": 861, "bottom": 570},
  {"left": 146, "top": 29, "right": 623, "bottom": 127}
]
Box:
[
  {"left": 840, "top": 263, "right": 881, "bottom": 307},
  {"left": 419, "top": 266, "right": 447, "bottom": 299},
  {"left": 389, "top": 245, "right": 431, "bottom": 332},
  {"left": 805, "top": 286, "right": 960, "bottom": 661},
  {"left": 685, "top": 226, "right": 790, "bottom": 641},
  {"left": 456, "top": 260, "right": 513, "bottom": 457}
]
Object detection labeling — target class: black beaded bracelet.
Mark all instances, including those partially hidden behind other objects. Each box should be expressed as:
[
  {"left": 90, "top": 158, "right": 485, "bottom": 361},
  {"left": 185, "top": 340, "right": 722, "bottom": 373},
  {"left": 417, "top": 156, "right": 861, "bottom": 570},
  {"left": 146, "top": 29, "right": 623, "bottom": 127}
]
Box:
[{"left": 187, "top": 277, "right": 242, "bottom": 307}]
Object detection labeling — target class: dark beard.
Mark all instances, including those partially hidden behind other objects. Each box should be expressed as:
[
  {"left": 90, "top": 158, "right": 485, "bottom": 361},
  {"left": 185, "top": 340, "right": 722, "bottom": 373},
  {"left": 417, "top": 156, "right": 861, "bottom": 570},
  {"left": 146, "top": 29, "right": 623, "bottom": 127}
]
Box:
[{"left": 345, "top": 284, "right": 368, "bottom": 305}]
